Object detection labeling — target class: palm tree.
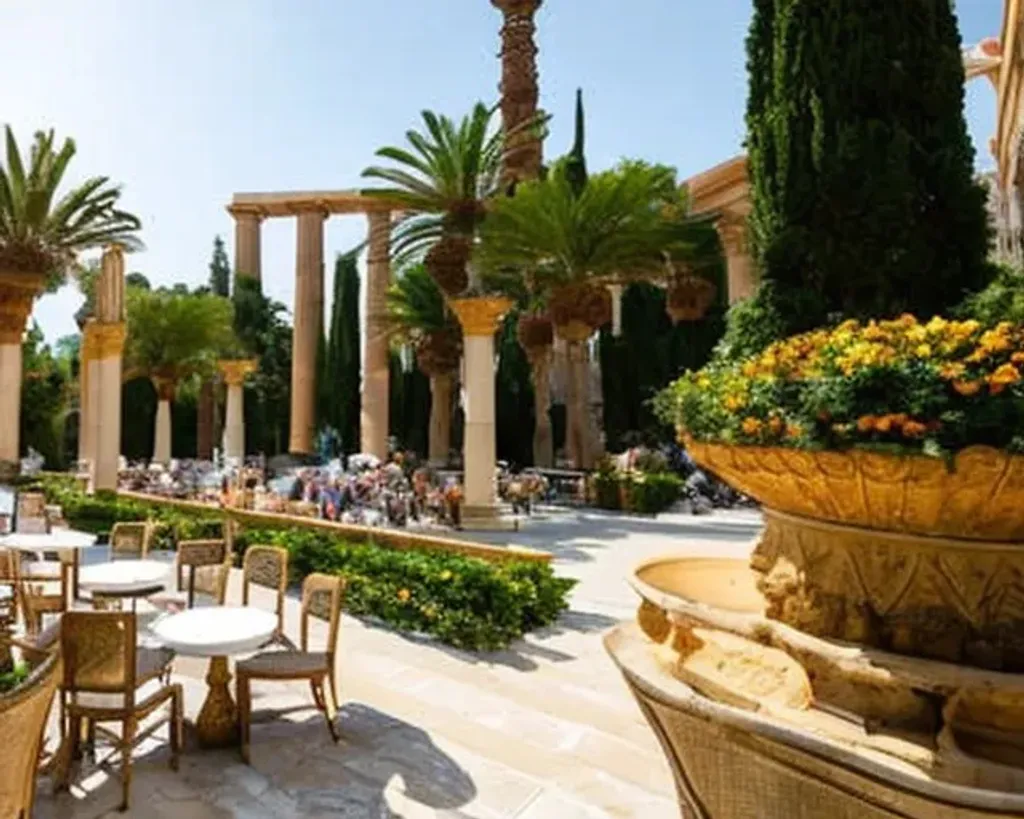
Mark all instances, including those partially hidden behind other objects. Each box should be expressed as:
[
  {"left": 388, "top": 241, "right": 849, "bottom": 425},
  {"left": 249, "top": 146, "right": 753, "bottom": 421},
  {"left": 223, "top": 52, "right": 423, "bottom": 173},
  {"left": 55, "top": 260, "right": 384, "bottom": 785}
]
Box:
[
  {"left": 478, "top": 161, "right": 720, "bottom": 467},
  {"left": 0, "top": 126, "right": 140, "bottom": 465},
  {"left": 361, "top": 102, "right": 545, "bottom": 296},
  {"left": 385, "top": 264, "right": 462, "bottom": 464},
  {"left": 124, "top": 287, "right": 236, "bottom": 464}
]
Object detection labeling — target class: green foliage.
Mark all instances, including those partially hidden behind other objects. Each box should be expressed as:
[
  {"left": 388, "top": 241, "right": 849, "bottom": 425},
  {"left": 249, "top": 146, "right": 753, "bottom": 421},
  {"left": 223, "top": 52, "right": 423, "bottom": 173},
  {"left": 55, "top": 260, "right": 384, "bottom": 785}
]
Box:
[
  {"left": 956, "top": 265, "right": 1024, "bottom": 326},
  {"left": 712, "top": 281, "right": 789, "bottom": 363},
  {"left": 0, "top": 127, "right": 142, "bottom": 290},
  {"left": 208, "top": 235, "right": 231, "bottom": 298},
  {"left": 37, "top": 477, "right": 575, "bottom": 651},
  {"left": 21, "top": 322, "right": 71, "bottom": 467},
  {"left": 0, "top": 662, "right": 30, "bottom": 693},
  {"left": 125, "top": 286, "right": 236, "bottom": 385},
  {"left": 563, "top": 88, "right": 588, "bottom": 199},
  {"left": 589, "top": 460, "right": 682, "bottom": 515},
  {"left": 600, "top": 282, "right": 725, "bottom": 450},
  {"left": 389, "top": 352, "right": 430, "bottom": 455},
  {"left": 324, "top": 252, "right": 361, "bottom": 454},
  {"left": 496, "top": 310, "right": 535, "bottom": 466},
  {"left": 233, "top": 276, "right": 292, "bottom": 455},
  {"left": 745, "top": 0, "right": 993, "bottom": 338}
]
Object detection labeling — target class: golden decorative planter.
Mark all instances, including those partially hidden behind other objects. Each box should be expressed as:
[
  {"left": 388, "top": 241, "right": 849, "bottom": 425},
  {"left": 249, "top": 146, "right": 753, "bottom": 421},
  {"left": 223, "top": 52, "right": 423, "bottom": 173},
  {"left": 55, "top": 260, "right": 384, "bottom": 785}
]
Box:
[{"left": 687, "top": 441, "right": 1024, "bottom": 670}]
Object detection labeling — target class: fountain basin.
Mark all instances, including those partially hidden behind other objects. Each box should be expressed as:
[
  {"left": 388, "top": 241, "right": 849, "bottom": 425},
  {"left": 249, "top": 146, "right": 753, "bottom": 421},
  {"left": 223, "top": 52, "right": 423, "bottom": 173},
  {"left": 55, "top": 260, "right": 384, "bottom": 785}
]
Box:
[{"left": 606, "top": 555, "right": 1024, "bottom": 817}]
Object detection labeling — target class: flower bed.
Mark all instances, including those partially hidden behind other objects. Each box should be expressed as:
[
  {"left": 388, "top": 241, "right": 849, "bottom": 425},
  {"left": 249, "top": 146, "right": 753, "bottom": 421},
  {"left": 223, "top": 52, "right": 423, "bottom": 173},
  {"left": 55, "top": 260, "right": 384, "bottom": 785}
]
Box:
[
  {"left": 34, "top": 477, "right": 575, "bottom": 651},
  {"left": 660, "top": 315, "right": 1024, "bottom": 456}
]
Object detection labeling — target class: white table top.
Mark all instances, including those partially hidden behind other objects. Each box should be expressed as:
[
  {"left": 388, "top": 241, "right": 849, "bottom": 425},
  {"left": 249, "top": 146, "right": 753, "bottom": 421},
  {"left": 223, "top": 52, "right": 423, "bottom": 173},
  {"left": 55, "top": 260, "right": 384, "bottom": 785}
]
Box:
[
  {"left": 79, "top": 559, "right": 171, "bottom": 594},
  {"left": 0, "top": 530, "right": 97, "bottom": 551},
  {"left": 150, "top": 606, "right": 277, "bottom": 657}
]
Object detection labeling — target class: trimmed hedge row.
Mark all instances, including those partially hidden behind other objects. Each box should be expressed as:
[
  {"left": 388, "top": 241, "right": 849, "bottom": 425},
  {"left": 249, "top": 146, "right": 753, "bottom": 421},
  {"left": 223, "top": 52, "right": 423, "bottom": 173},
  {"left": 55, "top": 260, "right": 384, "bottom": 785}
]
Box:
[
  {"left": 591, "top": 471, "right": 683, "bottom": 515},
  {"left": 35, "top": 477, "right": 576, "bottom": 651}
]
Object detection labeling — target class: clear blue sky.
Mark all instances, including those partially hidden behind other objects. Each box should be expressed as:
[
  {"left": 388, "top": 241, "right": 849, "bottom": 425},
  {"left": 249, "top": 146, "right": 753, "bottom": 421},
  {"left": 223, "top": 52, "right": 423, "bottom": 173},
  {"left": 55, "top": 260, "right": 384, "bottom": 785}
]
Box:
[{"left": 2, "top": 0, "right": 1005, "bottom": 342}]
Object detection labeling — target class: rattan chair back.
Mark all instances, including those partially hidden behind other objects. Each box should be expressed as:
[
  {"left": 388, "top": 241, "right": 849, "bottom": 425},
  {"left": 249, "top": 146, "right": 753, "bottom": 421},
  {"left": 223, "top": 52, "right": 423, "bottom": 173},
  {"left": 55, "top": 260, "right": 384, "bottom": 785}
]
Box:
[
  {"left": 177, "top": 539, "right": 230, "bottom": 608},
  {"left": 242, "top": 546, "right": 288, "bottom": 633},
  {"left": 109, "top": 521, "right": 152, "bottom": 560},
  {"left": 61, "top": 611, "right": 137, "bottom": 701},
  {"left": 0, "top": 647, "right": 60, "bottom": 819},
  {"left": 300, "top": 573, "right": 345, "bottom": 658}
]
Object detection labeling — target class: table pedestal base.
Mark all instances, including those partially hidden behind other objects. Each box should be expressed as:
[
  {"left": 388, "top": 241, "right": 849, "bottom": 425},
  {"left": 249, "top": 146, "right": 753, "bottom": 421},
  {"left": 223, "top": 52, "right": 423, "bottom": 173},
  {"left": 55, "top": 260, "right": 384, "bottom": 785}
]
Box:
[{"left": 196, "top": 656, "right": 239, "bottom": 748}]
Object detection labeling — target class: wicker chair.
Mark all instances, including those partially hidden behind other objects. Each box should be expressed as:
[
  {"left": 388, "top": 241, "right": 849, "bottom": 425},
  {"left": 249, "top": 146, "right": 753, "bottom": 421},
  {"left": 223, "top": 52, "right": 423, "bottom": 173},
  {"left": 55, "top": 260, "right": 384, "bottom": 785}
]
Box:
[
  {"left": 58, "top": 611, "right": 182, "bottom": 812},
  {"left": 150, "top": 539, "right": 230, "bottom": 612},
  {"left": 241, "top": 545, "right": 291, "bottom": 646},
  {"left": 0, "top": 645, "right": 60, "bottom": 819},
  {"left": 236, "top": 573, "right": 345, "bottom": 764},
  {"left": 108, "top": 522, "right": 153, "bottom": 560},
  {"left": 16, "top": 556, "right": 68, "bottom": 638}
]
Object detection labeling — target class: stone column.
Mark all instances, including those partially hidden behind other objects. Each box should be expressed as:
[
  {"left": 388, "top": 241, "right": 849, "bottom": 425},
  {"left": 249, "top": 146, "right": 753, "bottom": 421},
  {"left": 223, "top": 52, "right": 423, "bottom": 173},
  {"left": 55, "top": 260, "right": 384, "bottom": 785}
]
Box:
[
  {"left": 428, "top": 372, "right": 454, "bottom": 465},
  {"left": 77, "top": 325, "right": 96, "bottom": 469},
  {"left": 0, "top": 275, "right": 39, "bottom": 467},
  {"left": 219, "top": 360, "right": 257, "bottom": 462},
  {"left": 92, "top": 324, "right": 126, "bottom": 491},
  {"left": 718, "top": 218, "right": 756, "bottom": 304},
  {"left": 450, "top": 297, "right": 512, "bottom": 527},
  {"left": 229, "top": 206, "right": 263, "bottom": 282},
  {"left": 361, "top": 210, "right": 391, "bottom": 459},
  {"left": 152, "top": 378, "right": 175, "bottom": 465},
  {"left": 289, "top": 208, "right": 326, "bottom": 454}
]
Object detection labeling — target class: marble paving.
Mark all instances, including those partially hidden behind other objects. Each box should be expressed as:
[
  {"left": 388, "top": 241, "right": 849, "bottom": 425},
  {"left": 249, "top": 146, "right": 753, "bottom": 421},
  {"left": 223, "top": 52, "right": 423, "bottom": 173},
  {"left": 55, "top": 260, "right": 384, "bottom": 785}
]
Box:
[{"left": 34, "top": 507, "right": 760, "bottom": 819}]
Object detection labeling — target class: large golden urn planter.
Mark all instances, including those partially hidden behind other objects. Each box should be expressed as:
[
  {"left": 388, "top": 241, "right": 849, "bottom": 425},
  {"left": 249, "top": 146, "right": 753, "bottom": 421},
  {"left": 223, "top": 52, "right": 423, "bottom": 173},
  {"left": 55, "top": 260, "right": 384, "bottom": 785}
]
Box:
[
  {"left": 686, "top": 441, "right": 1024, "bottom": 670},
  {"left": 605, "top": 556, "right": 1024, "bottom": 818}
]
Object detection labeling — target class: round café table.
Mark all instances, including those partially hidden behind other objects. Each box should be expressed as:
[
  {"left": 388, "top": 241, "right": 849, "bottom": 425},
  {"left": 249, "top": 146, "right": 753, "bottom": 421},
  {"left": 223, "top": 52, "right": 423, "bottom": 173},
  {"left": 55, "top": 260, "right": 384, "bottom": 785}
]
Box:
[
  {"left": 150, "top": 606, "right": 277, "bottom": 748},
  {"left": 78, "top": 559, "right": 170, "bottom": 612},
  {"left": 0, "top": 530, "right": 98, "bottom": 604}
]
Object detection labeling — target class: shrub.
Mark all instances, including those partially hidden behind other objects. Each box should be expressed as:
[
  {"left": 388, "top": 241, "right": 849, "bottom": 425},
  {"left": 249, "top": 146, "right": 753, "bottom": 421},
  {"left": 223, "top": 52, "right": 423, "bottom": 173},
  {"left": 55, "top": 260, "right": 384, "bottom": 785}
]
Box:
[
  {"left": 658, "top": 314, "right": 1024, "bottom": 456},
  {"left": 35, "top": 477, "right": 576, "bottom": 651},
  {"left": 627, "top": 472, "right": 683, "bottom": 514}
]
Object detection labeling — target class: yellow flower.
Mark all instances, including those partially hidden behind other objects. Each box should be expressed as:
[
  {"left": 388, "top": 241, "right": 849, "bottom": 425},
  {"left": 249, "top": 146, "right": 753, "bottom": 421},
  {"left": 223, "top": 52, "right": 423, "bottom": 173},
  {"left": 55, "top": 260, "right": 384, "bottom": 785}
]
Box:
[
  {"left": 724, "top": 394, "right": 746, "bottom": 412},
  {"left": 397, "top": 589, "right": 411, "bottom": 602},
  {"left": 953, "top": 379, "right": 982, "bottom": 396},
  {"left": 914, "top": 343, "right": 932, "bottom": 359},
  {"left": 696, "top": 375, "right": 712, "bottom": 389},
  {"left": 439, "top": 570, "right": 453, "bottom": 581},
  {"left": 741, "top": 417, "right": 762, "bottom": 436},
  {"left": 989, "top": 363, "right": 1021, "bottom": 387},
  {"left": 939, "top": 362, "right": 965, "bottom": 381}
]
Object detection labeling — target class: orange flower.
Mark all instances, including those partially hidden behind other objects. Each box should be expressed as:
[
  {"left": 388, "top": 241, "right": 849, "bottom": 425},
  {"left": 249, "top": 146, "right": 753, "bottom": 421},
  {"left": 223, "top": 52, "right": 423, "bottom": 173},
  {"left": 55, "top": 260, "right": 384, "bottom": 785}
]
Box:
[
  {"left": 875, "top": 415, "right": 894, "bottom": 433},
  {"left": 724, "top": 394, "right": 746, "bottom": 412},
  {"left": 397, "top": 589, "right": 411, "bottom": 602},
  {"left": 1012, "top": 352, "right": 1024, "bottom": 365},
  {"left": 768, "top": 416, "right": 784, "bottom": 435},
  {"left": 939, "top": 363, "right": 965, "bottom": 381},
  {"left": 785, "top": 424, "right": 803, "bottom": 439},
  {"left": 902, "top": 420, "right": 927, "bottom": 438},
  {"left": 741, "top": 417, "right": 762, "bottom": 436},
  {"left": 953, "top": 380, "right": 982, "bottom": 396},
  {"left": 856, "top": 415, "right": 876, "bottom": 433},
  {"left": 989, "top": 363, "right": 1021, "bottom": 387}
]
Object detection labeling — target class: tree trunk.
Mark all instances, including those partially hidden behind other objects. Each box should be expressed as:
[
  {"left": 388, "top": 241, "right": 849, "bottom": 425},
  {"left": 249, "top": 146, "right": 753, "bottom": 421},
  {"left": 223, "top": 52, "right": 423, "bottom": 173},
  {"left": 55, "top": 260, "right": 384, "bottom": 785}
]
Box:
[
  {"left": 428, "top": 371, "right": 454, "bottom": 465},
  {"left": 494, "top": 0, "right": 543, "bottom": 186},
  {"left": 197, "top": 379, "right": 214, "bottom": 460},
  {"left": 566, "top": 340, "right": 591, "bottom": 469},
  {"left": 527, "top": 346, "right": 553, "bottom": 467}
]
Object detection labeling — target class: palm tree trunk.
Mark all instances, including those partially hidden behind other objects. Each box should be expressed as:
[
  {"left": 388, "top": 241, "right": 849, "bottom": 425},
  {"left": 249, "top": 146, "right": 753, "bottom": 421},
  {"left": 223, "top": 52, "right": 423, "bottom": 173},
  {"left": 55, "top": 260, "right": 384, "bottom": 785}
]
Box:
[
  {"left": 566, "top": 340, "right": 590, "bottom": 469},
  {"left": 527, "top": 346, "right": 553, "bottom": 467},
  {"left": 428, "top": 371, "right": 454, "bottom": 465}
]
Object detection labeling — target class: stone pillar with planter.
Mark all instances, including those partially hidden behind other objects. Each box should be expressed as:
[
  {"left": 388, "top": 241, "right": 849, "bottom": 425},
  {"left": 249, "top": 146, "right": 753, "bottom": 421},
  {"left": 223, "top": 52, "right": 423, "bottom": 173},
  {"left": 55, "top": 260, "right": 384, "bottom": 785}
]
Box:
[
  {"left": 450, "top": 296, "right": 513, "bottom": 528},
  {"left": 0, "top": 272, "right": 44, "bottom": 470},
  {"left": 219, "top": 359, "right": 257, "bottom": 462},
  {"left": 151, "top": 376, "right": 175, "bottom": 466}
]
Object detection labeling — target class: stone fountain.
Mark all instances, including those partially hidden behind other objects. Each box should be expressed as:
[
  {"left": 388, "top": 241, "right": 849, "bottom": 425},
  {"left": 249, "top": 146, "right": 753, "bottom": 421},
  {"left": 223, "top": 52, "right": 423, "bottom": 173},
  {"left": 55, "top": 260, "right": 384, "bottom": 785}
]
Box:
[{"left": 605, "top": 443, "right": 1024, "bottom": 818}]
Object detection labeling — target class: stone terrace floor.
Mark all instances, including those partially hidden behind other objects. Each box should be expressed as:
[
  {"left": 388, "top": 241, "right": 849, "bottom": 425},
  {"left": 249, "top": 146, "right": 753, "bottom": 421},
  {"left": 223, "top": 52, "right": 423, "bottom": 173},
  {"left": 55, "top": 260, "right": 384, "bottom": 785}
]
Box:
[{"left": 35, "top": 507, "right": 761, "bottom": 819}]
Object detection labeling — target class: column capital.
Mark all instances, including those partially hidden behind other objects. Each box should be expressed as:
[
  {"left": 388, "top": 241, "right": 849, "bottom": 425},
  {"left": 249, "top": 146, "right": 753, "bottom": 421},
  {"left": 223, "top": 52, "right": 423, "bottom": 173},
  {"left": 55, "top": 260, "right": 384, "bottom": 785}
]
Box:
[
  {"left": 219, "top": 358, "right": 258, "bottom": 386},
  {"left": 450, "top": 296, "right": 513, "bottom": 336},
  {"left": 226, "top": 204, "right": 266, "bottom": 222},
  {"left": 717, "top": 215, "right": 749, "bottom": 254},
  {"left": 85, "top": 321, "right": 127, "bottom": 359},
  {"left": 151, "top": 375, "right": 177, "bottom": 402},
  {"left": 0, "top": 271, "right": 45, "bottom": 345},
  {"left": 292, "top": 203, "right": 330, "bottom": 220}
]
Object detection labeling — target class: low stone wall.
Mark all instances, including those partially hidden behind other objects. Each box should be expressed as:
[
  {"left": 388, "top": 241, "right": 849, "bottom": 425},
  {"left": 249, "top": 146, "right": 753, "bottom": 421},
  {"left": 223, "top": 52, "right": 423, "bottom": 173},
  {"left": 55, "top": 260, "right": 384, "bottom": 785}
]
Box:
[{"left": 116, "top": 490, "right": 551, "bottom": 565}]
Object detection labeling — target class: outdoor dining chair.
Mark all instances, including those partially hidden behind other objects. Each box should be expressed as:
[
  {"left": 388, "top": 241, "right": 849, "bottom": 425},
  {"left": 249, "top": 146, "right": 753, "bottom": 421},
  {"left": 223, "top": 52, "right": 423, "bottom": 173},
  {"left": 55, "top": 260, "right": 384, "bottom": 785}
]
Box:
[
  {"left": 108, "top": 521, "right": 153, "bottom": 560},
  {"left": 241, "top": 545, "right": 291, "bottom": 647},
  {"left": 235, "top": 572, "right": 345, "bottom": 763},
  {"left": 57, "top": 611, "right": 182, "bottom": 812},
  {"left": 150, "top": 539, "right": 231, "bottom": 611}
]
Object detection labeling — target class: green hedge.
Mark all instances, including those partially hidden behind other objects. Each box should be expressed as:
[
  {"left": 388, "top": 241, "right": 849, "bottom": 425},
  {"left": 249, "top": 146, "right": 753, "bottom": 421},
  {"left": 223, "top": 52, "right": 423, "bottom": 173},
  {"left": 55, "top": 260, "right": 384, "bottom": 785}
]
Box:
[
  {"left": 34, "top": 477, "right": 575, "bottom": 651},
  {"left": 590, "top": 469, "right": 682, "bottom": 515}
]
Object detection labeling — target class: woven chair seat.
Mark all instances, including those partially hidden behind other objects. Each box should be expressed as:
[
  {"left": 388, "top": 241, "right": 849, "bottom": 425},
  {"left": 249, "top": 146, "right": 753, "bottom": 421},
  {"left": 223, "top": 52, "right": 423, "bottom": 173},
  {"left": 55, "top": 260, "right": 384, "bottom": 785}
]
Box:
[
  {"left": 67, "top": 647, "right": 174, "bottom": 710},
  {"left": 237, "top": 651, "right": 329, "bottom": 678}
]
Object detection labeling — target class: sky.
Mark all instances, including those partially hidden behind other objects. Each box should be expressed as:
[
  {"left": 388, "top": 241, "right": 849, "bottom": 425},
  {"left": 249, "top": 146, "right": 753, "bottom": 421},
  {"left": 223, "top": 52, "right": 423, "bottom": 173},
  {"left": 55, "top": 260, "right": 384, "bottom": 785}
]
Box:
[{"left": 1, "top": 0, "right": 1006, "bottom": 343}]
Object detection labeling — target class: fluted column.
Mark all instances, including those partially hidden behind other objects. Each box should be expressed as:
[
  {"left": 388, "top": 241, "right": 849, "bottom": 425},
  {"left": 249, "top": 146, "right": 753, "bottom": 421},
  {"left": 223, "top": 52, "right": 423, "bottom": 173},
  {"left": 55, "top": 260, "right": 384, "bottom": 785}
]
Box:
[
  {"left": 77, "top": 325, "right": 96, "bottom": 469},
  {"left": 219, "top": 359, "right": 257, "bottom": 462},
  {"left": 451, "top": 297, "right": 512, "bottom": 525},
  {"left": 428, "top": 372, "right": 454, "bottom": 465},
  {"left": 718, "top": 218, "right": 756, "bottom": 304},
  {"left": 0, "top": 275, "right": 40, "bottom": 466},
  {"left": 361, "top": 210, "right": 392, "bottom": 459},
  {"left": 289, "top": 209, "right": 326, "bottom": 454},
  {"left": 229, "top": 206, "right": 263, "bottom": 282},
  {"left": 91, "top": 244, "right": 127, "bottom": 491}
]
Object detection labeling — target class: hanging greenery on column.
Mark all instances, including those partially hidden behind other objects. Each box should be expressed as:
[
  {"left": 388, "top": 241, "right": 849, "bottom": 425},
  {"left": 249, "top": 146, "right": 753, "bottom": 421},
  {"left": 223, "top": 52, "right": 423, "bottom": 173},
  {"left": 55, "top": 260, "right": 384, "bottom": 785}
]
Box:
[
  {"left": 496, "top": 310, "right": 535, "bottom": 466},
  {"left": 745, "top": 0, "right": 993, "bottom": 341}
]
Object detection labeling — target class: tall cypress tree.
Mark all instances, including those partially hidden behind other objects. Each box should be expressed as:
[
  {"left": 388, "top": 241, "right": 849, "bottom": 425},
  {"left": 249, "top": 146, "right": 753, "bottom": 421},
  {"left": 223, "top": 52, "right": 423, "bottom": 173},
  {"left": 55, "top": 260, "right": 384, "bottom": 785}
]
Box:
[
  {"left": 746, "top": 0, "right": 993, "bottom": 335},
  {"left": 325, "top": 250, "right": 362, "bottom": 454},
  {"left": 208, "top": 236, "right": 231, "bottom": 297}
]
